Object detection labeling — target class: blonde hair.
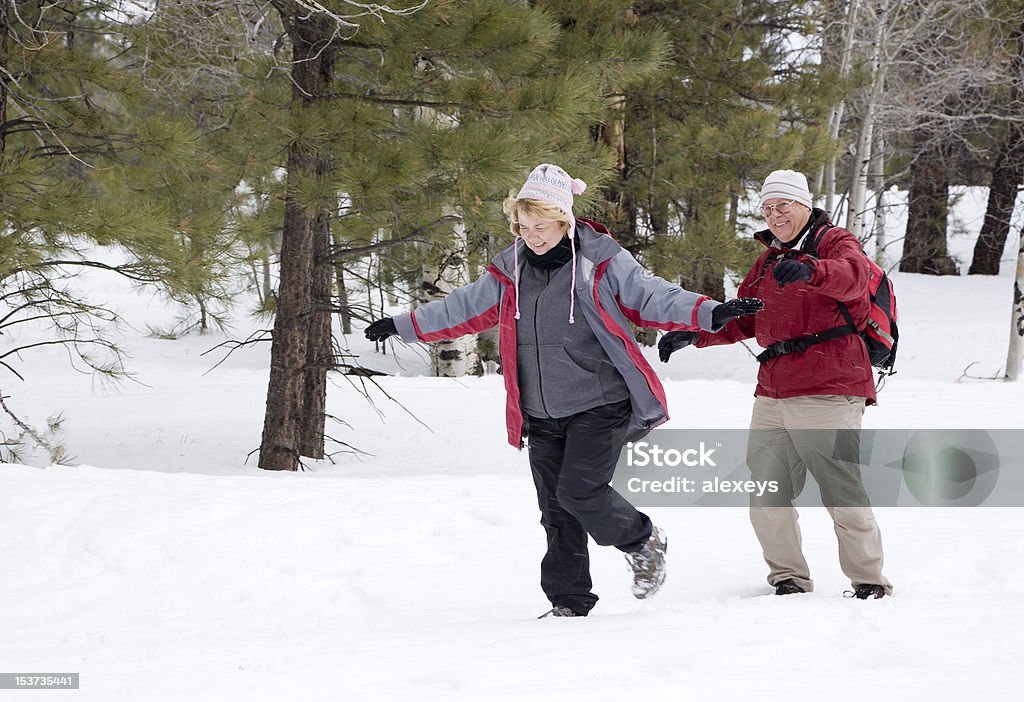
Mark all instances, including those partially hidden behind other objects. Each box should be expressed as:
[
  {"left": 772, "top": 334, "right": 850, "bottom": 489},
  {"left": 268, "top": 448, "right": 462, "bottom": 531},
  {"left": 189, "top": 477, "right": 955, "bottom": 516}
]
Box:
[{"left": 502, "top": 194, "right": 571, "bottom": 238}]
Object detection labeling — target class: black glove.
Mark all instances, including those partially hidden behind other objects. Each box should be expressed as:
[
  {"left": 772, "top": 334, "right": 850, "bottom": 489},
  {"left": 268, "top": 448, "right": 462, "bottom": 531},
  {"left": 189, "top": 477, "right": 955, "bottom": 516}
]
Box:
[
  {"left": 658, "top": 331, "right": 699, "bottom": 363},
  {"left": 365, "top": 317, "right": 398, "bottom": 342},
  {"left": 710, "top": 297, "right": 764, "bottom": 330},
  {"left": 773, "top": 259, "right": 812, "bottom": 285}
]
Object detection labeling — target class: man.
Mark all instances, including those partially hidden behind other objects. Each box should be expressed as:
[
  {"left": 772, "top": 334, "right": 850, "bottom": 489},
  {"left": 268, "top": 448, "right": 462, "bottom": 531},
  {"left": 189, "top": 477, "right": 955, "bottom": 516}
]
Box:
[{"left": 659, "top": 169, "right": 892, "bottom": 599}]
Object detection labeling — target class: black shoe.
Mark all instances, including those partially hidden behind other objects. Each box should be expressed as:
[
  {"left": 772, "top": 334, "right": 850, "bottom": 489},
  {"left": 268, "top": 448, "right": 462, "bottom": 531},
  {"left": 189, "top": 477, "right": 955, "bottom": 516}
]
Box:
[
  {"left": 624, "top": 525, "right": 667, "bottom": 599},
  {"left": 849, "top": 583, "right": 886, "bottom": 599},
  {"left": 538, "top": 605, "right": 584, "bottom": 619},
  {"left": 774, "top": 578, "right": 805, "bottom": 595}
]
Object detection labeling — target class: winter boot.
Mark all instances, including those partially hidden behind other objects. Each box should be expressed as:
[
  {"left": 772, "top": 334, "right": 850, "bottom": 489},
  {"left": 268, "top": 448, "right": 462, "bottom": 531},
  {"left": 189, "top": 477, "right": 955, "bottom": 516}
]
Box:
[
  {"left": 537, "top": 605, "right": 584, "bottom": 618},
  {"left": 849, "top": 584, "right": 886, "bottom": 600},
  {"left": 624, "top": 525, "right": 667, "bottom": 599},
  {"left": 774, "top": 579, "right": 805, "bottom": 596}
]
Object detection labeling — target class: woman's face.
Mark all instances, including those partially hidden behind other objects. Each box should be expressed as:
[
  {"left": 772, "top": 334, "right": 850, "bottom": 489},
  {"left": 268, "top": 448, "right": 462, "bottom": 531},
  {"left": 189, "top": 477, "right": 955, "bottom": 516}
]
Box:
[{"left": 518, "top": 211, "right": 568, "bottom": 254}]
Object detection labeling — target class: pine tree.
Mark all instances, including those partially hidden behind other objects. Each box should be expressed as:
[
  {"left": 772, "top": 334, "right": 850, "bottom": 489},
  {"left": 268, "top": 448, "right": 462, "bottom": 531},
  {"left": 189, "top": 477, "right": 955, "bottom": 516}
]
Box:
[
  {"left": 621, "top": 1, "right": 833, "bottom": 298},
  {"left": 249, "top": 0, "right": 615, "bottom": 469},
  {"left": 0, "top": 2, "right": 240, "bottom": 455},
  {"left": 0, "top": 2, "right": 221, "bottom": 380}
]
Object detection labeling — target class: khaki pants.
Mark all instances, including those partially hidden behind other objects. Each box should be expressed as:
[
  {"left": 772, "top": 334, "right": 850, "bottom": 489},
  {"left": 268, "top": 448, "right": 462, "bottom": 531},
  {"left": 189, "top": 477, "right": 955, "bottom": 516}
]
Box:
[{"left": 747, "top": 395, "right": 892, "bottom": 594}]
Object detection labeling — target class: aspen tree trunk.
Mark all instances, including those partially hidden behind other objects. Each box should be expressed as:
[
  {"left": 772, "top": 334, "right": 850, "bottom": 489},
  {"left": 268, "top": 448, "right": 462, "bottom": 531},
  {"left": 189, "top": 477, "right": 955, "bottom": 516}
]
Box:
[
  {"left": 820, "top": 0, "right": 860, "bottom": 215},
  {"left": 871, "top": 132, "right": 887, "bottom": 261},
  {"left": 1006, "top": 232, "right": 1024, "bottom": 381},
  {"left": 411, "top": 65, "right": 480, "bottom": 378},
  {"left": 422, "top": 210, "right": 481, "bottom": 377},
  {"left": 846, "top": 0, "right": 887, "bottom": 240}
]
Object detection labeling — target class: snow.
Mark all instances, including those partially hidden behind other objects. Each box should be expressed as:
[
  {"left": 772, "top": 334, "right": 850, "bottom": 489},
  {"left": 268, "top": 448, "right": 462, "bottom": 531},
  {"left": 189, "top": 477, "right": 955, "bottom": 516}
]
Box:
[{"left": 3, "top": 192, "right": 1024, "bottom": 700}]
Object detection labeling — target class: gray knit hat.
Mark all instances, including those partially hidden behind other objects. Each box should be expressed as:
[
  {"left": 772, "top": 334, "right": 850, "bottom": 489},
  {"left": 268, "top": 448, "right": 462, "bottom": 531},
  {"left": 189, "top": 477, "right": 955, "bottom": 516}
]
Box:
[{"left": 759, "top": 170, "right": 813, "bottom": 209}]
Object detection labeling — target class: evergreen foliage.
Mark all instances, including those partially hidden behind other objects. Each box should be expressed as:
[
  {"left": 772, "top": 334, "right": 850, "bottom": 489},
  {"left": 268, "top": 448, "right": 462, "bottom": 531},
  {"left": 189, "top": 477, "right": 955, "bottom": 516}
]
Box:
[{"left": 0, "top": 2, "right": 229, "bottom": 389}]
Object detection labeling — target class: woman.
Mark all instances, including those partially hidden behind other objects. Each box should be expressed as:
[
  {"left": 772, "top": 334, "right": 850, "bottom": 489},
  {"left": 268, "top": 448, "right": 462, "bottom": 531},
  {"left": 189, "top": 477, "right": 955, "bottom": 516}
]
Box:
[{"left": 366, "top": 163, "right": 762, "bottom": 617}]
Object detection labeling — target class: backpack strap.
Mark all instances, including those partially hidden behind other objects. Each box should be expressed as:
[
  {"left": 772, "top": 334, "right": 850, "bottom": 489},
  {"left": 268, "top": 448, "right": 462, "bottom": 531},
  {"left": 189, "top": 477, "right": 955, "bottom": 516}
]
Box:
[{"left": 756, "top": 225, "right": 859, "bottom": 364}]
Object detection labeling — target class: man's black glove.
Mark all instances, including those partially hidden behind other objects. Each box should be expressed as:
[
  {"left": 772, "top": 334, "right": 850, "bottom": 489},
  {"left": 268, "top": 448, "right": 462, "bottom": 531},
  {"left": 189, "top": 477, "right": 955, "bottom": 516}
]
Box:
[
  {"left": 365, "top": 317, "right": 398, "bottom": 342},
  {"left": 710, "top": 297, "right": 764, "bottom": 330},
  {"left": 658, "top": 331, "right": 699, "bottom": 363},
  {"left": 773, "top": 259, "right": 813, "bottom": 285}
]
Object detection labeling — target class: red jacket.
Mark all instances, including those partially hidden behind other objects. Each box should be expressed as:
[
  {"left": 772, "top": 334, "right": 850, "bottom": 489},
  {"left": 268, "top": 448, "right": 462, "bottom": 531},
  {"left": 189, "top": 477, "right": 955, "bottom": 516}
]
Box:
[{"left": 697, "top": 211, "right": 876, "bottom": 403}]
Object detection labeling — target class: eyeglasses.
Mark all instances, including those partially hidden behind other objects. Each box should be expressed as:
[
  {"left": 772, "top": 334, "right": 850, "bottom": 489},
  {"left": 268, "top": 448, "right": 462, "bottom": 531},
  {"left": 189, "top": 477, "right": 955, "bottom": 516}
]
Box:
[{"left": 761, "top": 199, "right": 798, "bottom": 217}]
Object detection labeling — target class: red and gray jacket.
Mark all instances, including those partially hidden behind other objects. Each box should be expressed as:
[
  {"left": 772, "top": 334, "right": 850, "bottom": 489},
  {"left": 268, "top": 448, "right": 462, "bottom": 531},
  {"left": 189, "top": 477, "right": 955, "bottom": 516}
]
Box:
[
  {"left": 393, "top": 219, "right": 724, "bottom": 447},
  {"left": 696, "top": 210, "right": 877, "bottom": 403}
]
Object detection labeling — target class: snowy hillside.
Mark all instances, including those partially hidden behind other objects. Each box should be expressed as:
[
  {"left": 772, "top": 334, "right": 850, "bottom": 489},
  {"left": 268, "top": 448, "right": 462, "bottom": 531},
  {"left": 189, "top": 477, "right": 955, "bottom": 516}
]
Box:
[{"left": 3, "top": 192, "right": 1023, "bottom": 701}]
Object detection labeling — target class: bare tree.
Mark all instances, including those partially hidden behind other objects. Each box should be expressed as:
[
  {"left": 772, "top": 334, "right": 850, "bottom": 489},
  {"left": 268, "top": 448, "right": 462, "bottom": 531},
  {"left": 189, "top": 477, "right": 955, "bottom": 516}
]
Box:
[
  {"left": 1007, "top": 226, "right": 1024, "bottom": 380},
  {"left": 823, "top": 0, "right": 1019, "bottom": 272}
]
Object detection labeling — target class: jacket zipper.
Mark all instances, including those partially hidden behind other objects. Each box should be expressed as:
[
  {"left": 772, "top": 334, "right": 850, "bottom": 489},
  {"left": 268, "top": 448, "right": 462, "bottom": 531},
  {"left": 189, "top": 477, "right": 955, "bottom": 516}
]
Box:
[{"left": 534, "top": 269, "right": 550, "bottom": 416}]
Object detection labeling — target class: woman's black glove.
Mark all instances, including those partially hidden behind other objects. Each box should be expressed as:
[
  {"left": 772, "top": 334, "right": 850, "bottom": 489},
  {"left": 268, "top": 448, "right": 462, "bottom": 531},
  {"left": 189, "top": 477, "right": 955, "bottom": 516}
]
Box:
[
  {"left": 658, "top": 331, "right": 699, "bottom": 362},
  {"left": 773, "top": 259, "right": 812, "bottom": 285},
  {"left": 365, "top": 317, "right": 398, "bottom": 342},
  {"left": 710, "top": 297, "right": 764, "bottom": 330}
]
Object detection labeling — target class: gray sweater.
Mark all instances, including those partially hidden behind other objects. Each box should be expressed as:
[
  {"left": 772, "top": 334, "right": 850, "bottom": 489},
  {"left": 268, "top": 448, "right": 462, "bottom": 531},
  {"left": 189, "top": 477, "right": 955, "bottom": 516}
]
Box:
[{"left": 514, "top": 259, "right": 629, "bottom": 418}]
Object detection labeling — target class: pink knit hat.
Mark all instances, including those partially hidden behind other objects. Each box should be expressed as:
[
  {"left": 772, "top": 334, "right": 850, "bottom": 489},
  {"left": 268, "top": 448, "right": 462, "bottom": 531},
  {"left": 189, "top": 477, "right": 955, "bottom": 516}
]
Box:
[
  {"left": 512, "top": 164, "right": 588, "bottom": 324},
  {"left": 515, "top": 163, "right": 588, "bottom": 235}
]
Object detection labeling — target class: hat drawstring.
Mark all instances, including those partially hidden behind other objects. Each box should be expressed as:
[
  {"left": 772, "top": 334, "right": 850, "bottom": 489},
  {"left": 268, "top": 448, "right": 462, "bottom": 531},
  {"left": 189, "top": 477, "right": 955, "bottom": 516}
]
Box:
[
  {"left": 568, "top": 231, "right": 577, "bottom": 324},
  {"left": 513, "top": 237, "right": 522, "bottom": 320}
]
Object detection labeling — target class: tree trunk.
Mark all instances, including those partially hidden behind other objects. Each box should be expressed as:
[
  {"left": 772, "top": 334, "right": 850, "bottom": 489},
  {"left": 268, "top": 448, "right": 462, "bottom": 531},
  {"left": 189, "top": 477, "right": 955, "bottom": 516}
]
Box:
[
  {"left": 259, "top": 8, "right": 336, "bottom": 471},
  {"left": 970, "top": 146, "right": 1024, "bottom": 276},
  {"left": 1007, "top": 232, "right": 1024, "bottom": 381},
  {"left": 819, "top": 0, "right": 860, "bottom": 216},
  {"left": 601, "top": 93, "right": 640, "bottom": 254},
  {"left": 299, "top": 207, "right": 332, "bottom": 459},
  {"left": 900, "top": 129, "right": 958, "bottom": 275},
  {"left": 970, "top": 18, "right": 1024, "bottom": 276},
  {"left": 424, "top": 211, "right": 481, "bottom": 377},
  {"left": 871, "top": 132, "right": 887, "bottom": 263},
  {"left": 846, "top": 0, "right": 886, "bottom": 240},
  {"left": 1, "top": 3, "right": 9, "bottom": 164},
  {"left": 335, "top": 260, "right": 352, "bottom": 335}
]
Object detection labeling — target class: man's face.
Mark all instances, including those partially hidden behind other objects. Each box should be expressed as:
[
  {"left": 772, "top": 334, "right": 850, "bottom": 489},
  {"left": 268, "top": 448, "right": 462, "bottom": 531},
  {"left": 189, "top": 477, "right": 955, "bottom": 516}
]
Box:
[{"left": 762, "top": 199, "right": 811, "bottom": 244}]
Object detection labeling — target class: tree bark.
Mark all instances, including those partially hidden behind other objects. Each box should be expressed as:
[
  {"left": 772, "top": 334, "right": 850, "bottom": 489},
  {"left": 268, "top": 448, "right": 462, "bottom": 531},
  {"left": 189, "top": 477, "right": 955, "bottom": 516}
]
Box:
[
  {"left": 970, "top": 18, "right": 1024, "bottom": 276},
  {"left": 1, "top": 3, "right": 9, "bottom": 163},
  {"left": 819, "top": 0, "right": 860, "bottom": 215},
  {"left": 846, "top": 0, "right": 886, "bottom": 241},
  {"left": 299, "top": 206, "right": 333, "bottom": 458},
  {"left": 335, "top": 260, "right": 352, "bottom": 335},
  {"left": 970, "top": 145, "right": 1024, "bottom": 276},
  {"left": 900, "top": 128, "right": 958, "bottom": 275},
  {"left": 423, "top": 211, "right": 481, "bottom": 377},
  {"left": 601, "top": 93, "right": 640, "bottom": 254},
  {"left": 259, "top": 7, "right": 336, "bottom": 470},
  {"left": 1007, "top": 233, "right": 1024, "bottom": 380}
]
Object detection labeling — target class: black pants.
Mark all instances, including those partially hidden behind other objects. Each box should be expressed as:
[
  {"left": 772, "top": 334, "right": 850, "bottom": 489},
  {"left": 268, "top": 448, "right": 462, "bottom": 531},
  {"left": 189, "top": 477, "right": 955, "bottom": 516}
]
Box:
[{"left": 527, "top": 400, "right": 652, "bottom": 614}]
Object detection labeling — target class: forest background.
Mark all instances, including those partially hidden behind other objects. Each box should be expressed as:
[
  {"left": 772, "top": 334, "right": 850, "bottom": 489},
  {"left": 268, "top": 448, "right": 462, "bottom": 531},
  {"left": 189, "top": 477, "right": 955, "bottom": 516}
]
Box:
[{"left": 3, "top": 0, "right": 1024, "bottom": 470}]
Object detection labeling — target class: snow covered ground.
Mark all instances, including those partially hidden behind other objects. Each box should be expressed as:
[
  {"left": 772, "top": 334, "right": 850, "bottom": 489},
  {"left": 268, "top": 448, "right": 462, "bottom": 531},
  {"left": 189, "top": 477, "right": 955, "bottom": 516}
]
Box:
[{"left": 3, "top": 193, "right": 1024, "bottom": 701}]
